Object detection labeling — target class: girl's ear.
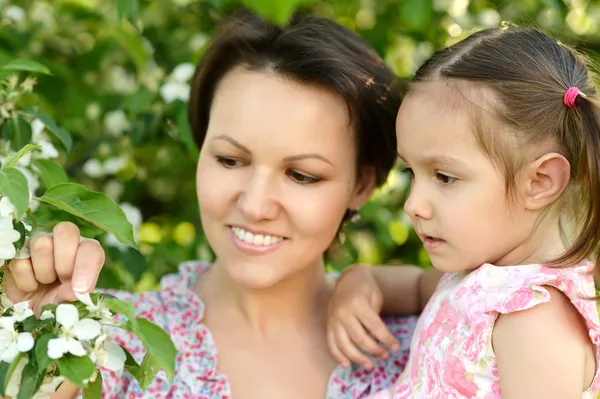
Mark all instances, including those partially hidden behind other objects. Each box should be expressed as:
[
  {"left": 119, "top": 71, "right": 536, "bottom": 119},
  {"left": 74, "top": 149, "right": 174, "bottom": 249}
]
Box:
[{"left": 520, "top": 153, "right": 570, "bottom": 211}]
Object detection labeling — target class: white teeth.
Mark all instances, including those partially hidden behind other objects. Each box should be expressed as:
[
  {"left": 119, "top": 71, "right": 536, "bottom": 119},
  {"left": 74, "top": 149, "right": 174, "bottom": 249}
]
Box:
[{"left": 231, "top": 227, "right": 284, "bottom": 246}]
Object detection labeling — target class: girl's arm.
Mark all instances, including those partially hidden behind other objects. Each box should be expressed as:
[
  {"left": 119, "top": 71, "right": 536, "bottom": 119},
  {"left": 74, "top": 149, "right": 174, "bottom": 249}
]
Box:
[
  {"left": 493, "top": 286, "right": 594, "bottom": 398},
  {"left": 327, "top": 264, "right": 442, "bottom": 369}
]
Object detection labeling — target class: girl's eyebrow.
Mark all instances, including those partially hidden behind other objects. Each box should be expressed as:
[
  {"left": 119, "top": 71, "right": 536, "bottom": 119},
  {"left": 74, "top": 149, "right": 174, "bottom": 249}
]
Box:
[{"left": 422, "top": 155, "right": 467, "bottom": 168}]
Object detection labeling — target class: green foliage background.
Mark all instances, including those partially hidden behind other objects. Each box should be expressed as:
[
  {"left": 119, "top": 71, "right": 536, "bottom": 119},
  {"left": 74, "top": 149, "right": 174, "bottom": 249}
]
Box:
[{"left": 1, "top": 0, "right": 599, "bottom": 292}]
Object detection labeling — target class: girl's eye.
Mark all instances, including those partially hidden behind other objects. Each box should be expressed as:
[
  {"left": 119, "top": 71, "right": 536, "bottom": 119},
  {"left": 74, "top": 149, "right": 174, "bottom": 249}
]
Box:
[
  {"left": 216, "top": 156, "right": 245, "bottom": 168},
  {"left": 287, "top": 170, "right": 321, "bottom": 184},
  {"left": 436, "top": 172, "right": 457, "bottom": 185},
  {"left": 402, "top": 167, "right": 414, "bottom": 178}
]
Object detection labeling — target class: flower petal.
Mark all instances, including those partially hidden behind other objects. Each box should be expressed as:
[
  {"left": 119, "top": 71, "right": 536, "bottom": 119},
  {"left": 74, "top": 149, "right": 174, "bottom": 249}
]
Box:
[
  {"left": 55, "top": 304, "right": 79, "bottom": 329},
  {"left": 0, "top": 329, "right": 13, "bottom": 350},
  {"left": 47, "top": 338, "right": 68, "bottom": 359},
  {"left": 0, "top": 316, "right": 14, "bottom": 331},
  {"left": 1, "top": 343, "right": 19, "bottom": 362},
  {"left": 66, "top": 338, "right": 86, "bottom": 357},
  {"left": 103, "top": 342, "right": 126, "bottom": 371},
  {"left": 74, "top": 292, "right": 96, "bottom": 311},
  {"left": 16, "top": 332, "right": 33, "bottom": 352},
  {"left": 40, "top": 310, "right": 54, "bottom": 320},
  {"left": 72, "top": 318, "right": 101, "bottom": 341}
]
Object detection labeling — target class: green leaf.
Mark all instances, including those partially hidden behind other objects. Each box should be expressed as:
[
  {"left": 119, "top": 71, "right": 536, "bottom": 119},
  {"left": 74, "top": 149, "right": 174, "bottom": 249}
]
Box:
[
  {"left": 57, "top": 354, "right": 95, "bottom": 388},
  {"left": 21, "top": 110, "right": 73, "bottom": 152},
  {"left": 104, "top": 297, "right": 138, "bottom": 330},
  {"left": 241, "top": 0, "right": 313, "bottom": 25},
  {"left": 0, "top": 352, "right": 25, "bottom": 395},
  {"left": 13, "top": 220, "right": 27, "bottom": 250},
  {"left": 117, "top": 0, "right": 139, "bottom": 21},
  {"left": 82, "top": 372, "right": 102, "bottom": 399},
  {"left": 0, "top": 168, "right": 30, "bottom": 217},
  {"left": 35, "top": 183, "right": 137, "bottom": 248},
  {"left": 5, "top": 115, "right": 32, "bottom": 152},
  {"left": 109, "top": 23, "right": 148, "bottom": 72},
  {"left": 0, "top": 360, "right": 9, "bottom": 396},
  {"left": 0, "top": 59, "right": 52, "bottom": 75},
  {"left": 122, "top": 318, "right": 176, "bottom": 383},
  {"left": 34, "top": 333, "right": 56, "bottom": 374},
  {"left": 21, "top": 315, "right": 54, "bottom": 333},
  {"left": 2, "top": 144, "right": 41, "bottom": 170},
  {"left": 17, "top": 361, "right": 45, "bottom": 399},
  {"left": 122, "top": 347, "right": 148, "bottom": 389},
  {"left": 32, "top": 159, "right": 69, "bottom": 188}
]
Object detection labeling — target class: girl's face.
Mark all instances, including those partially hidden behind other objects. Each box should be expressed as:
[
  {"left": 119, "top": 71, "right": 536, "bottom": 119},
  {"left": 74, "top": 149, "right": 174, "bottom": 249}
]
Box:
[
  {"left": 196, "top": 66, "right": 373, "bottom": 289},
  {"left": 396, "top": 82, "right": 540, "bottom": 272}
]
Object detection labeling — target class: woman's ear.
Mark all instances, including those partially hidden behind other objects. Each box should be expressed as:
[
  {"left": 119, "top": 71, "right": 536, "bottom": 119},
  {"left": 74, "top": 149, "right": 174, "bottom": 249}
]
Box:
[
  {"left": 520, "top": 153, "right": 570, "bottom": 211},
  {"left": 349, "top": 166, "right": 376, "bottom": 210}
]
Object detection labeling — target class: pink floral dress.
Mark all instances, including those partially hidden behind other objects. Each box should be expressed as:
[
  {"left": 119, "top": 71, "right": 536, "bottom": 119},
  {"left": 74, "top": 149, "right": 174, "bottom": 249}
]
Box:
[
  {"left": 80, "top": 261, "right": 417, "bottom": 399},
  {"left": 371, "top": 262, "right": 600, "bottom": 398}
]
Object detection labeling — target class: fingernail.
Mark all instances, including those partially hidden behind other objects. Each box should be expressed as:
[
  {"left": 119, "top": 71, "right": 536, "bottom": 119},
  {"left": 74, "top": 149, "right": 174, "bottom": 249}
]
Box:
[
  {"left": 391, "top": 343, "right": 400, "bottom": 351},
  {"left": 343, "top": 361, "right": 351, "bottom": 369},
  {"left": 380, "top": 352, "right": 389, "bottom": 360},
  {"left": 72, "top": 277, "right": 89, "bottom": 293}
]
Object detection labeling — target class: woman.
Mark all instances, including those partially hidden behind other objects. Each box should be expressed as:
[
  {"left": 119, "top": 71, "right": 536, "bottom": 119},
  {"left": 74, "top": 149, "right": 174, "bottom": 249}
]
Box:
[{"left": 4, "top": 10, "right": 424, "bottom": 399}]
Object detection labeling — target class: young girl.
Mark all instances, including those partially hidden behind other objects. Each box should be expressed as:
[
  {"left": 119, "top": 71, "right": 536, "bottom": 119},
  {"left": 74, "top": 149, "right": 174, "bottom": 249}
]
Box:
[{"left": 328, "top": 26, "right": 600, "bottom": 398}]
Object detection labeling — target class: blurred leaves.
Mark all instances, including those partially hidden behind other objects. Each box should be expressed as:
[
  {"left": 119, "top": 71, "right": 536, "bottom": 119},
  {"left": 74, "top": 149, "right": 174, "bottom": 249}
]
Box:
[{"left": 1, "top": 0, "right": 599, "bottom": 287}]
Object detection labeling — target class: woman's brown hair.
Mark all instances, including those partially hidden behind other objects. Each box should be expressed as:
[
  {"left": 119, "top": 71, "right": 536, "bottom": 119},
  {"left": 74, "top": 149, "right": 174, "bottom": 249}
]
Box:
[{"left": 407, "top": 26, "right": 600, "bottom": 279}]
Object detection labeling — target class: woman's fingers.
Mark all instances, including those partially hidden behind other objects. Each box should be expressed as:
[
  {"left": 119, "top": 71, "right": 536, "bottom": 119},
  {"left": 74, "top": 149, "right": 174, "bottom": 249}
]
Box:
[
  {"left": 29, "top": 232, "right": 57, "bottom": 285},
  {"left": 70, "top": 238, "right": 105, "bottom": 294},
  {"left": 7, "top": 257, "right": 38, "bottom": 293},
  {"left": 52, "top": 222, "right": 81, "bottom": 283}
]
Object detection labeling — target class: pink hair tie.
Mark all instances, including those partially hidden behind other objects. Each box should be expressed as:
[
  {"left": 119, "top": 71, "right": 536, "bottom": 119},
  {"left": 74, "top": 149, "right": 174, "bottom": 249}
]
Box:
[{"left": 564, "top": 86, "right": 586, "bottom": 108}]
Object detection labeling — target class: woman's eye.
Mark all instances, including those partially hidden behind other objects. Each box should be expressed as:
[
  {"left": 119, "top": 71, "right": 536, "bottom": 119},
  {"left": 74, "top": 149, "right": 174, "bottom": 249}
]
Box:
[
  {"left": 287, "top": 170, "right": 321, "bottom": 184},
  {"left": 216, "top": 156, "right": 245, "bottom": 168},
  {"left": 436, "top": 172, "right": 457, "bottom": 184}
]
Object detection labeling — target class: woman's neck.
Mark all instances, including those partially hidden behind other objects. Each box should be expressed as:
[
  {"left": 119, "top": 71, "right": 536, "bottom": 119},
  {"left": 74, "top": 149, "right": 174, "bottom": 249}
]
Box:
[{"left": 197, "top": 260, "right": 332, "bottom": 339}]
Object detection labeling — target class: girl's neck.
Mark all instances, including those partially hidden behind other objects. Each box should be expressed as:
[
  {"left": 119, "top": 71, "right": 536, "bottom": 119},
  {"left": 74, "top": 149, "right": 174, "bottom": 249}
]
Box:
[
  {"left": 495, "top": 215, "right": 567, "bottom": 267},
  {"left": 197, "top": 259, "right": 331, "bottom": 339}
]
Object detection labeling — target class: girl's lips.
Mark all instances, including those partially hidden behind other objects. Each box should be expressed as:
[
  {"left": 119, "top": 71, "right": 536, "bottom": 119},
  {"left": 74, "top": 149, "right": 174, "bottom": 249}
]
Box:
[{"left": 420, "top": 234, "right": 446, "bottom": 251}]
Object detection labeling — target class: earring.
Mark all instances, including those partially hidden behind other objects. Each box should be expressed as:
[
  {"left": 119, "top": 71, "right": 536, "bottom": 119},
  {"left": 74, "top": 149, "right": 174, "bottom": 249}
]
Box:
[{"left": 350, "top": 209, "right": 361, "bottom": 223}]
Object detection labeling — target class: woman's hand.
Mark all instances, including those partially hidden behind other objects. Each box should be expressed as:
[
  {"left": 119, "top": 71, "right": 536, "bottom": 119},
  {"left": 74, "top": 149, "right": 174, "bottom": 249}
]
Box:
[
  {"left": 3, "top": 221, "right": 106, "bottom": 315},
  {"left": 326, "top": 264, "right": 400, "bottom": 370}
]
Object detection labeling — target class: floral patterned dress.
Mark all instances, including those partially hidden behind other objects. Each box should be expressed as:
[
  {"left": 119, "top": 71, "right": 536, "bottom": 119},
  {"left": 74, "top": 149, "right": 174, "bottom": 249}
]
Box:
[
  {"left": 371, "top": 262, "right": 600, "bottom": 398},
  {"left": 79, "top": 261, "right": 417, "bottom": 399}
]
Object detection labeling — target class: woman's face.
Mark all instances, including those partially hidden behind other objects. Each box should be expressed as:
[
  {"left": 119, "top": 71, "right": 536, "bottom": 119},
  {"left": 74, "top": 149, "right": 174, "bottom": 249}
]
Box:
[{"left": 196, "top": 66, "right": 373, "bottom": 289}]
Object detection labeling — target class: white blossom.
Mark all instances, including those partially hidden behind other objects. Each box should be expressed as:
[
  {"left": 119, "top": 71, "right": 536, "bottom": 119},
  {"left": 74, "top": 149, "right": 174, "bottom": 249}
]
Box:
[
  {"left": 160, "top": 81, "right": 189, "bottom": 103},
  {"left": 12, "top": 300, "right": 34, "bottom": 322},
  {"left": 103, "top": 110, "right": 131, "bottom": 136},
  {"left": 102, "top": 156, "right": 127, "bottom": 174},
  {"left": 82, "top": 158, "right": 105, "bottom": 178},
  {"left": 5, "top": 6, "right": 25, "bottom": 24},
  {"left": 0, "top": 216, "right": 21, "bottom": 262},
  {"left": 47, "top": 304, "right": 101, "bottom": 359},
  {"left": 0, "top": 196, "right": 16, "bottom": 218},
  {"left": 0, "top": 317, "right": 34, "bottom": 362},
  {"left": 89, "top": 335, "right": 126, "bottom": 371},
  {"left": 160, "top": 62, "right": 195, "bottom": 103},
  {"left": 40, "top": 310, "right": 54, "bottom": 320},
  {"left": 172, "top": 63, "right": 195, "bottom": 82}
]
